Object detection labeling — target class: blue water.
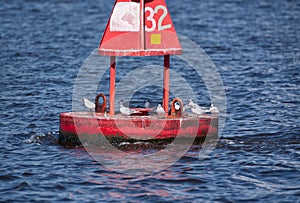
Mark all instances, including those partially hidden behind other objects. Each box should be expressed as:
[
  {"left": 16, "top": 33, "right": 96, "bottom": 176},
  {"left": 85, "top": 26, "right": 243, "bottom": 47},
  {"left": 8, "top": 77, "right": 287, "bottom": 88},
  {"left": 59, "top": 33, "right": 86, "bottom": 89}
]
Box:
[{"left": 1, "top": 0, "right": 300, "bottom": 202}]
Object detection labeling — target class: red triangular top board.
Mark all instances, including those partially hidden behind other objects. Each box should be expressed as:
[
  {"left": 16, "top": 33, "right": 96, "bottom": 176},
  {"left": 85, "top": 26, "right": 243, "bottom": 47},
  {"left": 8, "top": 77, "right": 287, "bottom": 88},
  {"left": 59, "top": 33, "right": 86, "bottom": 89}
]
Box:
[{"left": 98, "top": 0, "right": 182, "bottom": 56}]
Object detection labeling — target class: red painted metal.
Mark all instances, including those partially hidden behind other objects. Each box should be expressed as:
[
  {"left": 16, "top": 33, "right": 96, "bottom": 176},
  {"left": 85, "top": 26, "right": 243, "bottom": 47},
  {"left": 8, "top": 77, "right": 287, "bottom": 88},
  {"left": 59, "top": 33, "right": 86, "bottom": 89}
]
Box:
[
  {"left": 95, "top": 93, "right": 107, "bottom": 113},
  {"left": 131, "top": 108, "right": 152, "bottom": 116},
  {"left": 109, "top": 56, "right": 116, "bottom": 116},
  {"left": 170, "top": 98, "right": 183, "bottom": 118},
  {"left": 163, "top": 55, "right": 170, "bottom": 114},
  {"left": 98, "top": 0, "right": 182, "bottom": 56},
  {"left": 59, "top": 112, "right": 218, "bottom": 145}
]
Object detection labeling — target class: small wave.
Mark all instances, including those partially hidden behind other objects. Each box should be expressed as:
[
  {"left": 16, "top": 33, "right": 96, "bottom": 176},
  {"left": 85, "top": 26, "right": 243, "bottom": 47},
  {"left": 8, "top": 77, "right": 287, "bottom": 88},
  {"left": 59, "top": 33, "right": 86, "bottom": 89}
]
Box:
[{"left": 24, "top": 132, "right": 59, "bottom": 145}]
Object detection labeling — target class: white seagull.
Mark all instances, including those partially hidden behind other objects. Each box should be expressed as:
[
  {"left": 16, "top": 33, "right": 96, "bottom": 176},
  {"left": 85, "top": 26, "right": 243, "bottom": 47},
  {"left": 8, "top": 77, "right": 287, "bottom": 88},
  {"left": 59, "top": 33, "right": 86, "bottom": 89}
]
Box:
[
  {"left": 83, "top": 97, "right": 95, "bottom": 110},
  {"left": 209, "top": 104, "right": 219, "bottom": 114},
  {"left": 189, "top": 99, "right": 206, "bottom": 115},
  {"left": 144, "top": 100, "right": 150, "bottom": 108},
  {"left": 183, "top": 104, "right": 190, "bottom": 112},
  {"left": 156, "top": 104, "right": 166, "bottom": 116},
  {"left": 119, "top": 101, "right": 141, "bottom": 116}
]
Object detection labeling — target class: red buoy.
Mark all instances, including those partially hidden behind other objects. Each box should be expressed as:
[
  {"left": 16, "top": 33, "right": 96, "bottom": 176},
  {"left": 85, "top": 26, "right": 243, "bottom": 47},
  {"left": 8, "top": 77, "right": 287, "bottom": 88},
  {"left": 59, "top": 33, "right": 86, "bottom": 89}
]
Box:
[{"left": 59, "top": 0, "right": 218, "bottom": 147}]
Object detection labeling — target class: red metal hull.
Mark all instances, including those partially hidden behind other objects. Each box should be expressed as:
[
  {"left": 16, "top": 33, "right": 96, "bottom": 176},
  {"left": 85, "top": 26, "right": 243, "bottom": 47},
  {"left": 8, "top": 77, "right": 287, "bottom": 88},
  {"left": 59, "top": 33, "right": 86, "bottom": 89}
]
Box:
[{"left": 59, "top": 112, "right": 218, "bottom": 146}]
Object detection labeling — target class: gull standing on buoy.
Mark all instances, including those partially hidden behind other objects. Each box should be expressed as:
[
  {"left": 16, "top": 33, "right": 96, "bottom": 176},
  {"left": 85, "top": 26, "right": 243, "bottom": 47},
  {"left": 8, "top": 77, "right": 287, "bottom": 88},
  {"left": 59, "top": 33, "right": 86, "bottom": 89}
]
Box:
[
  {"left": 144, "top": 100, "right": 150, "bottom": 108},
  {"left": 183, "top": 103, "right": 190, "bottom": 112},
  {"left": 119, "top": 101, "right": 141, "bottom": 116},
  {"left": 209, "top": 104, "right": 219, "bottom": 114},
  {"left": 189, "top": 99, "right": 206, "bottom": 115},
  {"left": 83, "top": 97, "right": 95, "bottom": 110},
  {"left": 156, "top": 104, "right": 166, "bottom": 116}
]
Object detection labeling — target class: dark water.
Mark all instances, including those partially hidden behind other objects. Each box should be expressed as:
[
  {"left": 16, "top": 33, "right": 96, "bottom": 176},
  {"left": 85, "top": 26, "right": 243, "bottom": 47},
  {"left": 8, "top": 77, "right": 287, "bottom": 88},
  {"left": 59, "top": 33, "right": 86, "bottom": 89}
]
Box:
[{"left": 1, "top": 0, "right": 300, "bottom": 202}]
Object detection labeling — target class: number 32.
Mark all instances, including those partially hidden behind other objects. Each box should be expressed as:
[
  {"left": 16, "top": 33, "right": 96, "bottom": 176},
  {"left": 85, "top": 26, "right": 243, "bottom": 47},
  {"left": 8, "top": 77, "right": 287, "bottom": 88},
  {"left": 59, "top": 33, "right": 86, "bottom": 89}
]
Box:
[{"left": 145, "top": 5, "right": 171, "bottom": 32}]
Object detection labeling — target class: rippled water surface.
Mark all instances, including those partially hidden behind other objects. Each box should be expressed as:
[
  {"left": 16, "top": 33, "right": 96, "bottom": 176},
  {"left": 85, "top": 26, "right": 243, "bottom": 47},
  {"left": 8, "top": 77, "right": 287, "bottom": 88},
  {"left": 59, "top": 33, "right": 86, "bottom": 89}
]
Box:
[{"left": 1, "top": 0, "right": 299, "bottom": 202}]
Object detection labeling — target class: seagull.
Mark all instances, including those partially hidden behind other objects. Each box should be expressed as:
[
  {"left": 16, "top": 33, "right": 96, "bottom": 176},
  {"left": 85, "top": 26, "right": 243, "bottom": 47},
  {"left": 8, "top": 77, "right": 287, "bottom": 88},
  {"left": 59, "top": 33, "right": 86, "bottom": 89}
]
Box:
[
  {"left": 156, "top": 104, "right": 166, "bottom": 116},
  {"left": 209, "top": 104, "right": 219, "bottom": 114},
  {"left": 189, "top": 99, "right": 206, "bottom": 115},
  {"left": 183, "top": 104, "right": 190, "bottom": 112},
  {"left": 119, "top": 101, "right": 141, "bottom": 116},
  {"left": 144, "top": 100, "right": 150, "bottom": 108},
  {"left": 83, "top": 97, "right": 95, "bottom": 110}
]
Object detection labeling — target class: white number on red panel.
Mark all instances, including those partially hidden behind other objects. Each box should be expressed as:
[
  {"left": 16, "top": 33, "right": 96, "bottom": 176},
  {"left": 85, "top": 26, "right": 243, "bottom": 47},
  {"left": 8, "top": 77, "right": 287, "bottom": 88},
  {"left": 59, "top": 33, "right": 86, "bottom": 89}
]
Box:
[{"left": 145, "top": 5, "right": 171, "bottom": 32}]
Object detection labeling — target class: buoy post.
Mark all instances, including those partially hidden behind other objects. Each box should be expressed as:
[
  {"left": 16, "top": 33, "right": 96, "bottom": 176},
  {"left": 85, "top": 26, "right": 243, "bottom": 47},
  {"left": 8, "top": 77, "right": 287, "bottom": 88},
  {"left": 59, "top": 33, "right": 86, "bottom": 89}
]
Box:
[
  {"left": 163, "top": 55, "right": 170, "bottom": 114},
  {"left": 109, "top": 56, "right": 116, "bottom": 116}
]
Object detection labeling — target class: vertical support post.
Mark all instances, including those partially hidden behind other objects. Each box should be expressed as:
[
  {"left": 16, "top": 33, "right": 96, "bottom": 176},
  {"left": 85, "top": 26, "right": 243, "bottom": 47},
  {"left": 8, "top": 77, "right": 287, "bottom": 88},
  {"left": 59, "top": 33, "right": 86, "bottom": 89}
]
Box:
[
  {"left": 109, "top": 56, "right": 116, "bottom": 116},
  {"left": 163, "top": 55, "right": 170, "bottom": 114}
]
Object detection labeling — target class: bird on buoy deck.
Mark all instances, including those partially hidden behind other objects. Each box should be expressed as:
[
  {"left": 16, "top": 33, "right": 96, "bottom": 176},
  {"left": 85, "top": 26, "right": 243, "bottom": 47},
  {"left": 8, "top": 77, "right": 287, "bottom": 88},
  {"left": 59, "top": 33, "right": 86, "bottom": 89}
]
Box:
[{"left": 59, "top": 0, "right": 219, "bottom": 147}]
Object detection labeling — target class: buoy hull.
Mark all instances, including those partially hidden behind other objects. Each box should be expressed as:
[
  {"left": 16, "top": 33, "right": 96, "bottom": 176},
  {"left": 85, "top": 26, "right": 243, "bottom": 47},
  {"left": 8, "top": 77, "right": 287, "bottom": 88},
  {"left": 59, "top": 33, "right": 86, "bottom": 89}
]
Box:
[{"left": 59, "top": 112, "right": 218, "bottom": 146}]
